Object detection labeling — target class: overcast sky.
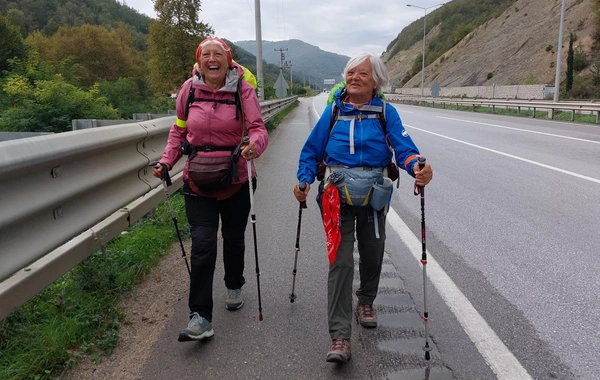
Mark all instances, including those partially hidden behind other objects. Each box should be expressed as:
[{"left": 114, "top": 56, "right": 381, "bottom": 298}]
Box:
[{"left": 125, "top": 0, "right": 453, "bottom": 57}]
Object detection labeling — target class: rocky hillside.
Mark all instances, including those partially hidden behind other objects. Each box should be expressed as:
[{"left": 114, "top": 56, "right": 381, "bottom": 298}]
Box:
[{"left": 385, "top": 0, "right": 596, "bottom": 89}]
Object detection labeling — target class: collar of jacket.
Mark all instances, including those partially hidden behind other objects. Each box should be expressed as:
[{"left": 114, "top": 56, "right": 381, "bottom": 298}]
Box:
[
  {"left": 192, "top": 64, "right": 243, "bottom": 93},
  {"left": 333, "top": 87, "right": 384, "bottom": 113}
]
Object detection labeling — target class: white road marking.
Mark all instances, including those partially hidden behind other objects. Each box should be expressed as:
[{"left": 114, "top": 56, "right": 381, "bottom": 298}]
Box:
[
  {"left": 387, "top": 208, "right": 534, "bottom": 380},
  {"left": 437, "top": 116, "right": 600, "bottom": 144},
  {"left": 405, "top": 125, "right": 600, "bottom": 185}
]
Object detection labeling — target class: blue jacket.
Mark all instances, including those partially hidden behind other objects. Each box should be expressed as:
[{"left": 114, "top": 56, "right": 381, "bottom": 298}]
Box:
[{"left": 297, "top": 88, "right": 421, "bottom": 184}]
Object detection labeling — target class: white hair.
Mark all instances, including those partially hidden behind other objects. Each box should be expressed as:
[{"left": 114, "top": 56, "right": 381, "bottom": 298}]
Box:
[
  {"left": 342, "top": 52, "right": 389, "bottom": 94},
  {"left": 200, "top": 39, "right": 229, "bottom": 53}
]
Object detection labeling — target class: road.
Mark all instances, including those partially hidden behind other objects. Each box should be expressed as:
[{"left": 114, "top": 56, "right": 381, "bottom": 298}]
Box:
[{"left": 66, "top": 94, "right": 600, "bottom": 380}]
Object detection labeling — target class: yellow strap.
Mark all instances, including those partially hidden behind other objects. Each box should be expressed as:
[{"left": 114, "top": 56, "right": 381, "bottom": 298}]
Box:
[{"left": 175, "top": 118, "right": 187, "bottom": 128}]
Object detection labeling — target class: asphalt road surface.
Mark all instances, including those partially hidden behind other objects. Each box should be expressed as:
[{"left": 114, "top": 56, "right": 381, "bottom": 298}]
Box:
[{"left": 71, "top": 95, "right": 600, "bottom": 380}]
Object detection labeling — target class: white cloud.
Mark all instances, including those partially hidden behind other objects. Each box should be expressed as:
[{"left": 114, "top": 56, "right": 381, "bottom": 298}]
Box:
[{"left": 125, "top": 0, "right": 451, "bottom": 57}]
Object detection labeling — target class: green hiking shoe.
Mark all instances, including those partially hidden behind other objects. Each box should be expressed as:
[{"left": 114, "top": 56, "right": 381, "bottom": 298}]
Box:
[
  {"left": 226, "top": 288, "right": 244, "bottom": 310},
  {"left": 178, "top": 312, "right": 214, "bottom": 342}
]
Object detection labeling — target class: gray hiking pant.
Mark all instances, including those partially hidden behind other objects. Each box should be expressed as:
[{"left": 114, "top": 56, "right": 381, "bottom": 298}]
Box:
[{"left": 328, "top": 206, "right": 386, "bottom": 340}]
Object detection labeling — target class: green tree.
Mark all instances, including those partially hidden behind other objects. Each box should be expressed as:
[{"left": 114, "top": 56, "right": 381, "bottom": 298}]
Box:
[
  {"left": 0, "top": 53, "right": 118, "bottom": 133},
  {"left": 97, "top": 77, "right": 149, "bottom": 119},
  {"left": 0, "top": 14, "right": 28, "bottom": 75},
  {"left": 148, "top": 0, "right": 213, "bottom": 95},
  {"left": 573, "top": 46, "right": 588, "bottom": 72},
  {"left": 411, "top": 54, "right": 423, "bottom": 76},
  {"left": 566, "top": 32, "right": 575, "bottom": 93},
  {"left": 25, "top": 23, "right": 145, "bottom": 88},
  {"left": 591, "top": 60, "right": 600, "bottom": 86},
  {"left": 0, "top": 76, "right": 119, "bottom": 132}
]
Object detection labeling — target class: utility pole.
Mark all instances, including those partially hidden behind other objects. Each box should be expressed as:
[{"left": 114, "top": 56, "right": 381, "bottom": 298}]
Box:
[
  {"left": 553, "top": 0, "right": 566, "bottom": 102},
  {"left": 254, "top": 0, "right": 264, "bottom": 101},
  {"left": 286, "top": 61, "right": 294, "bottom": 95},
  {"left": 275, "top": 48, "right": 288, "bottom": 97},
  {"left": 407, "top": 3, "right": 444, "bottom": 98}
]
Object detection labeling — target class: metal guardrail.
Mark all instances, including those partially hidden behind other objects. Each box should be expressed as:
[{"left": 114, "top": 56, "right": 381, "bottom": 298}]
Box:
[
  {"left": 0, "top": 96, "right": 297, "bottom": 321},
  {"left": 385, "top": 95, "right": 600, "bottom": 123}
]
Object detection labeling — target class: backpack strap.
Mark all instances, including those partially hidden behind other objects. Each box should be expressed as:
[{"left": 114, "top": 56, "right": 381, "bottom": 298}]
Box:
[
  {"left": 325, "top": 100, "right": 393, "bottom": 154},
  {"left": 184, "top": 78, "right": 242, "bottom": 120}
]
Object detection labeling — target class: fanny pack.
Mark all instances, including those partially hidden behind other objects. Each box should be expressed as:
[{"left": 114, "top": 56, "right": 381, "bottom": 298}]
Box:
[
  {"left": 327, "top": 167, "right": 383, "bottom": 208},
  {"left": 183, "top": 141, "right": 245, "bottom": 190},
  {"left": 326, "top": 167, "right": 393, "bottom": 239}
]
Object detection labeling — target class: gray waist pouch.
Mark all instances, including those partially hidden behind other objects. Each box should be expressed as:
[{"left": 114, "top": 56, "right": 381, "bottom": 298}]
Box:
[
  {"left": 330, "top": 168, "right": 383, "bottom": 207},
  {"left": 370, "top": 177, "right": 393, "bottom": 211}
]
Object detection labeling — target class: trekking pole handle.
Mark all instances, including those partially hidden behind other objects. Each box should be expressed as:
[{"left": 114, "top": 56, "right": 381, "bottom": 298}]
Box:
[
  {"left": 299, "top": 182, "right": 307, "bottom": 209},
  {"left": 414, "top": 156, "right": 426, "bottom": 195},
  {"left": 149, "top": 161, "right": 172, "bottom": 187}
]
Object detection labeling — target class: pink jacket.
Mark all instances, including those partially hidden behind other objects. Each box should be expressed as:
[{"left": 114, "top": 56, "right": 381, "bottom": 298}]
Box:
[{"left": 159, "top": 63, "right": 268, "bottom": 199}]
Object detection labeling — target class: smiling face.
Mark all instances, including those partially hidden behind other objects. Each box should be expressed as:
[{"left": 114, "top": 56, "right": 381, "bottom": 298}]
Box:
[
  {"left": 345, "top": 59, "right": 377, "bottom": 104},
  {"left": 199, "top": 43, "right": 229, "bottom": 90}
]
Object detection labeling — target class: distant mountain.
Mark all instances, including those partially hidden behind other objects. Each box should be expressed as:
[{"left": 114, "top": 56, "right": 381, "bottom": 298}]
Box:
[{"left": 234, "top": 39, "right": 350, "bottom": 85}]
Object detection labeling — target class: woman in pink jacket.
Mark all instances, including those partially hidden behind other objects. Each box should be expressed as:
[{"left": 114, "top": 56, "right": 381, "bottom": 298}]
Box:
[{"left": 153, "top": 37, "right": 268, "bottom": 342}]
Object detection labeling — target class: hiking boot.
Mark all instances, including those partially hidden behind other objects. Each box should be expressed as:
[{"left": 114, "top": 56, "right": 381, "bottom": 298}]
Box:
[
  {"left": 326, "top": 339, "right": 351, "bottom": 363},
  {"left": 178, "top": 312, "right": 214, "bottom": 342},
  {"left": 355, "top": 303, "right": 377, "bottom": 328},
  {"left": 226, "top": 288, "right": 244, "bottom": 310}
]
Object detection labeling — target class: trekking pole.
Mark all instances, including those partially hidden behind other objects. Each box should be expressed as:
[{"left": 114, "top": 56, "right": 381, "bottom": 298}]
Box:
[
  {"left": 289, "top": 183, "right": 307, "bottom": 303},
  {"left": 414, "top": 156, "right": 432, "bottom": 360},
  {"left": 244, "top": 137, "right": 264, "bottom": 321},
  {"left": 149, "top": 161, "right": 191, "bottom": 278}
]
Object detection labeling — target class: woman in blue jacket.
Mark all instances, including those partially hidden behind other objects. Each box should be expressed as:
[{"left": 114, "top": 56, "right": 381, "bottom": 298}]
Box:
[{"left": 293, "top": 52, "right": 433, "bottom": 363}]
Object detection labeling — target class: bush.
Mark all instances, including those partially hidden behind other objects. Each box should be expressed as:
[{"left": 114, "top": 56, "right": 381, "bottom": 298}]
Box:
[
  {"left": 487, "top": 72, "right": 494, "bottom": 80},
  {"left": 546, "top": 45, "right": 553, "bottom": 52},
  {"left": 573, "top": 46, "right": 588, "bottom": 71}
]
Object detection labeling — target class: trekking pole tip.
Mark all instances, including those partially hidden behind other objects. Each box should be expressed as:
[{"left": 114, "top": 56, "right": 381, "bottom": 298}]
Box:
[
  {"left": 258, "top": 313, "right": 264, "bottom": 322},
  {"left": 289, "top": 293, "right": 296, "bottom": 303}
]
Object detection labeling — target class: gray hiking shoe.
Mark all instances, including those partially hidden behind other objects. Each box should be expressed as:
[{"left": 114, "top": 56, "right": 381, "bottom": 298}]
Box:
[
  {"left": 178, "top": 312, "right": 214, "bottom": 342},
  {"left": 226, "top": 288, "right": 244, "bottom": 310}
]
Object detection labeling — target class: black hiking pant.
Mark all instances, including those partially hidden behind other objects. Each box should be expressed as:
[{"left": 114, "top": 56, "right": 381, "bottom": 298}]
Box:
[{"left": 184, "top": 181, "right": 252, "bottom": 322}]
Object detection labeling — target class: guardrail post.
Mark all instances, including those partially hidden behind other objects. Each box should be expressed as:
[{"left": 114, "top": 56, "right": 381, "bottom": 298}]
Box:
[
  {"left": 548, "top": 108, "right": 554, "bottom": 119},
  {"left": 571, "top": 110, "right": 575, "bottom": 122}
]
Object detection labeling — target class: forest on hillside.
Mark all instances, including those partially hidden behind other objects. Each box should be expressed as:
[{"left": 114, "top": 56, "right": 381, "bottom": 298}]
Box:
[{"left": 0, "top": 0, "right": 303, "bottom": 134}]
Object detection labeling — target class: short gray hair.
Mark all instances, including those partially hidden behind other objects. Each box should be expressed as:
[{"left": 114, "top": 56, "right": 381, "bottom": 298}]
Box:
[{"left": 342, "top": 52, "right": 389, "bottom": 94}]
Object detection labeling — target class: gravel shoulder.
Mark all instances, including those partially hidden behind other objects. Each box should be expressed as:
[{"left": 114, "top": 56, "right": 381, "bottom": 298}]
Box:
[{"left": 61, "top": 240, "right": 191, "bottom": 380}]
